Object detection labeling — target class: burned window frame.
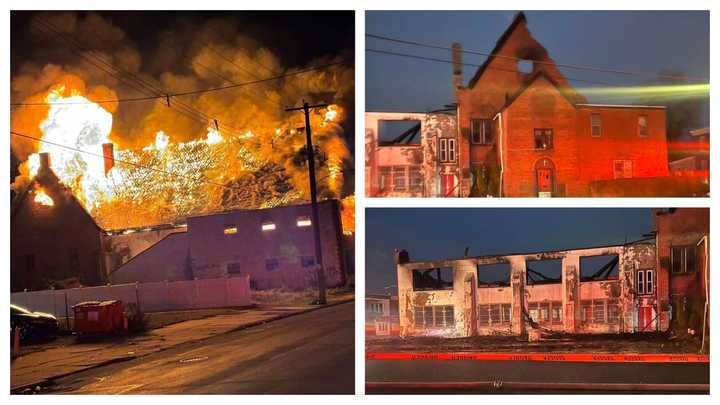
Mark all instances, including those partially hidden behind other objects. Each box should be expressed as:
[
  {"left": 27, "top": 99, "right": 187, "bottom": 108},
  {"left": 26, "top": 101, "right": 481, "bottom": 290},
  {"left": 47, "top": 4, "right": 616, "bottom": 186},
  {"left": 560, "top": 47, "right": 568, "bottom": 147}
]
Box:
[
  {"left": 471, "top": 118, "right": 492, "bottom": 145},
  {"left": 671, "top": 245, "right": 697, "bottom": 274},
  {"left": 533, "top": 128, "right": 553, "bottom": 150},
  {"left": 377, "top": 119, "right": 422, "bottom": 146},
  {"left": 477, "top": 262, "right": 511, "bottom": 287},
  {"left": 411, "top": 268, "right": 454, "bottom": 291},
  {"left": 579, "top": 254, "right": 620, "bottom": 282},
  {"left": 408, "top": 165, "right": 423, "bottom": 193},
  {"left": 525, "top": 258, "right": 562, "bottom": 285},
  {"left": 581, "top": 299, "right": 616, "bottom": 325}
]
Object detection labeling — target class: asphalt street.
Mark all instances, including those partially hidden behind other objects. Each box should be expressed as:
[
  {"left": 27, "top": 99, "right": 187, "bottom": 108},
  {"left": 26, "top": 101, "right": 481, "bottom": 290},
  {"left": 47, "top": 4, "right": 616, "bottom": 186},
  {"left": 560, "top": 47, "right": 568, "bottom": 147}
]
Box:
[
  {"left": 366, "top": 358, "right": 709, "bottom": 394},
  {"left": 42, "top": 301, "right": 355, "bottom": 394}
]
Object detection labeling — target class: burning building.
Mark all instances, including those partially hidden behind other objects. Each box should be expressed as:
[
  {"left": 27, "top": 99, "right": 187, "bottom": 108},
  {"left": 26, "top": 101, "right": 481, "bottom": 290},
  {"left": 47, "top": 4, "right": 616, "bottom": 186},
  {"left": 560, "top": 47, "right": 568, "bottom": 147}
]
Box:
[
  {"left": 11, "top": 153, "right": 108, "bottom": 292},
  {"left": 365, "top": 12, "right": 708, "bottom": 197}
]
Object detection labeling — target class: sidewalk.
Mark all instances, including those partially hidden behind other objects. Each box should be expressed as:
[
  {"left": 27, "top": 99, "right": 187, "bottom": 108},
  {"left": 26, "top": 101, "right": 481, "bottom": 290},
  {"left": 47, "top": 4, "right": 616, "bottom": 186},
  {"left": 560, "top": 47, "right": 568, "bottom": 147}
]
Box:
[{"left": 11, "top": 290, "right": 354, "bottom": 392}]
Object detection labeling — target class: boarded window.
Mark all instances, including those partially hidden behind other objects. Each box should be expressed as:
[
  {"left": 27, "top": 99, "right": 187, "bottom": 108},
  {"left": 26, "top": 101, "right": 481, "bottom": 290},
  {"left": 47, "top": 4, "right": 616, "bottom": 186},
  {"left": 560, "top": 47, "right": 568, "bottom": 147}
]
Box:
[
  {"left": 412, "top": 268, "right": 454, "bottom": 291},
  {"left": 533, "top": 128, "right": 553, "bottom": 150},
  {"left": 526, "top": 259, "right": 562, "bottom": 285},
  {"left": 591, "top": 114, "right": 602, "bottom": 137},
  {"left": 477, "top": 262, "right": 511, "bottom": 287},
  {"left": 580, "top": 254, "right": 619, "bottom": 281},
  {"left": 378, "top": 120, "right": 421, "bottom": 146},
  {"left": 471, "top": 119, "right": 492, "bottom": 144},
  {"left": 638, "top": 115, "right": 648, "bottom": 137}
]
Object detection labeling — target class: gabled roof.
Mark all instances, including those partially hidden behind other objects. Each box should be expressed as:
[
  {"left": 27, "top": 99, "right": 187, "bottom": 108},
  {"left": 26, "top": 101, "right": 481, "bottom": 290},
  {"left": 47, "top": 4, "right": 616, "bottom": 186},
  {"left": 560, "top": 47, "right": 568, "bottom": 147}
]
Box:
[
  {"left": 467, "top": 12, "right": 528, "bottom": 88},
  {"left": 500, "top": 69, "right": 579, "bottom": 111},
  {"left": 11, "top": 168, "right": 104, "bottom": 232}
]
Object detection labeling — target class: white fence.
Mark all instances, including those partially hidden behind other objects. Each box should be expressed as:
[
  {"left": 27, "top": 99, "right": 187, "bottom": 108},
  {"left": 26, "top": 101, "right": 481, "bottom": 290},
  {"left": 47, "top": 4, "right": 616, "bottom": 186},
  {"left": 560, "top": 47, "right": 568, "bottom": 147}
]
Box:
[{"left": 11, "top": 276, "right": 252, "bottom": 318}]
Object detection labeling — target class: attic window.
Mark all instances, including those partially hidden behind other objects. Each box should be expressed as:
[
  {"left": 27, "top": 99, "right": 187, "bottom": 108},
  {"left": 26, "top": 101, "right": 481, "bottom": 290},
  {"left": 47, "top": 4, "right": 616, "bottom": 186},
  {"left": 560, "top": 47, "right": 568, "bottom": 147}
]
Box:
[
  {"left": 297, "top": 217, "right": 312, "bottom": 227},
  {"left": 261, "top": 222, "right": 276, "bottom": 231},
  {"left": 518, "top": 60, "right": 533, "bottom": 74},
  {"left": 224, "top": 226, "right": 238, "bottom": 235}
]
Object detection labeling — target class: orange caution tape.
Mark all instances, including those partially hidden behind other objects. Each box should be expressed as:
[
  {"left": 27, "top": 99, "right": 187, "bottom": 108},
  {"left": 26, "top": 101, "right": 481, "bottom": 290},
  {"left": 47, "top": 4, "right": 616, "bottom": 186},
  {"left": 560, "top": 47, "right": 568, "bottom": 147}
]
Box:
[{"left": 366, "top": 352, "right": 709, "bottom": 363}]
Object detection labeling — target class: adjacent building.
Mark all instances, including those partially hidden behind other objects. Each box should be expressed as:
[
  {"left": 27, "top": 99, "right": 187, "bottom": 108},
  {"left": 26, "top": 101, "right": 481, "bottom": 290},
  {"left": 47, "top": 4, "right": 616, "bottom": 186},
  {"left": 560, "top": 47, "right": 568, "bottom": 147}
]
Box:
[
  {"left": 109, "top": 199, "right": 348, "bottom": 290},
  {"left": 366, "top": 294, "right": 400, "bottom": 337},
  {"left": 653, "top": 208, "right": 709, "bottom": 338},
  {"left": 366, "top": 12, "right": 708, "bottom": 197}
]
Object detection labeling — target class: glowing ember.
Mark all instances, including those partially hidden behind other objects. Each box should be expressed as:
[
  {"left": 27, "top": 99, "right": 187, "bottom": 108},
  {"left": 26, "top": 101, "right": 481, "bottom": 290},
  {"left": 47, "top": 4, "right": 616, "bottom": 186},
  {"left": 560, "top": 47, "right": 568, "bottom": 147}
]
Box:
[{"left": 34, "top": 188, "right": 54, "bottom": 206}]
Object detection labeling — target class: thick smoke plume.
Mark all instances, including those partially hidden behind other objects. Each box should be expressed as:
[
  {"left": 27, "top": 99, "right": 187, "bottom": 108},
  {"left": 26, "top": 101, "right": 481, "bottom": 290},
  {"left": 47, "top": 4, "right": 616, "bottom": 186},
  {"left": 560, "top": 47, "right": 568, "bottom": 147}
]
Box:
[{"left": 11, "top": 12, "right": 354, "bottom": 231}]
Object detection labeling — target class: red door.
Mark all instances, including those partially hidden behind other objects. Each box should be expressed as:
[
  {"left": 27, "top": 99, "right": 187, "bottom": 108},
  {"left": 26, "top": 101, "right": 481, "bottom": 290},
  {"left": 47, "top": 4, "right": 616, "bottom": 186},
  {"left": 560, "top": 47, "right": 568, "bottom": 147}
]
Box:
[
  {"left": 537, "top": 168, "right": 553, "bottom": 195},
  {"left": 638, "top": 306, "right": 653, "bottom": 332},
  {"left": 441, "top": 174, "right": 455, "bottom": 197}
]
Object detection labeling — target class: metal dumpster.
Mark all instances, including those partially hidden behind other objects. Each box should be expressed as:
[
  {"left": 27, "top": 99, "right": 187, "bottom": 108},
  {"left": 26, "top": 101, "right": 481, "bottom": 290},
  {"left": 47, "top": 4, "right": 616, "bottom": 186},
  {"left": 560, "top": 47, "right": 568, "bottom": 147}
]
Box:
[{"left": 72, "top": 300, "right": 127, "bottom": 334}]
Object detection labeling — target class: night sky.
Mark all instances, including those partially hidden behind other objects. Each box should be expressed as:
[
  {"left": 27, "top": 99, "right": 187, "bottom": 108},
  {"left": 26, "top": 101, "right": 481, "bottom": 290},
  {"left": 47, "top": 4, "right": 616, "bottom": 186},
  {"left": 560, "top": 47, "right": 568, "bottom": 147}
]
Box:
[
  {"left": 11, "top": 11, "right": 355, "bottom": 75},
  {"left": 365, "top": 208, "right": 654, "bottom": 294},
  {"left": 366, "top": 10, "right": 709, "bottom": 125}
]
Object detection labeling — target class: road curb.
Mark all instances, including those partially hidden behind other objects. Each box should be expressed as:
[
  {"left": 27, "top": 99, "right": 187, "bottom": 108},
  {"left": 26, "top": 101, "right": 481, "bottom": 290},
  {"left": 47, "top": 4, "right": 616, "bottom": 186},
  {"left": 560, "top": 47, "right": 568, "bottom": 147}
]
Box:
[
  {"left": 366, "top": 351, "right": 709, "bottom": 363},
  {"left": 11, "top": 297, "right": 354, "bottom": 394}
]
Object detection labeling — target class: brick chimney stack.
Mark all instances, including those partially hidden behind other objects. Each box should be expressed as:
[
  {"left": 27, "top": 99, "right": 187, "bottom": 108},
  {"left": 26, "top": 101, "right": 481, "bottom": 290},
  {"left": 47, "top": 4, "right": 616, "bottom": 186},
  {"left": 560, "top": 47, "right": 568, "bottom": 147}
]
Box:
[
  {"left": 452, "top": 42, "right": 463, "bottom": 94},
  {"left": 102, "top": 143, "right": 114, "bottom": 175},
  {"left": 39, "top": 152, "right": 51, "bottom": 173}
]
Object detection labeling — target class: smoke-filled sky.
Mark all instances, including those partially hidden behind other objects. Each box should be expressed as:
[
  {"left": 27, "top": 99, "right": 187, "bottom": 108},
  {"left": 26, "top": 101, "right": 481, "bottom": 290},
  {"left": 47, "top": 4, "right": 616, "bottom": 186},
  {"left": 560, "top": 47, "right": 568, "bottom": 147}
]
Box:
[
  {"left": 366, "top": 208, "right": 653, "bottom": 295},
  {"left": 11, "top": 10, "right": 355, "bottom": 189},
  {"left": 366, "top": 10, "right": 709, "bottom": 133}
]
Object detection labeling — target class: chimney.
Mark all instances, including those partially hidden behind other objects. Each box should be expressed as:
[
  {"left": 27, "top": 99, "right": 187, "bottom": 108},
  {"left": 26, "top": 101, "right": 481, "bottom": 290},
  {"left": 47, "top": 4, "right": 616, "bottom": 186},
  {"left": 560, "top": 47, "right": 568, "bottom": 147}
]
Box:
[
  {"left": 102, "top": 143, "right": 114, "bottom": 175},
  {"left": 393, "top": 249, "right": 410, "bottom": 265},
  {"left": 452, "top": 42, "right": 463, "bottom": 93},
  {"left": 39, "top": 152, "right": 51, "bottom": 173}
]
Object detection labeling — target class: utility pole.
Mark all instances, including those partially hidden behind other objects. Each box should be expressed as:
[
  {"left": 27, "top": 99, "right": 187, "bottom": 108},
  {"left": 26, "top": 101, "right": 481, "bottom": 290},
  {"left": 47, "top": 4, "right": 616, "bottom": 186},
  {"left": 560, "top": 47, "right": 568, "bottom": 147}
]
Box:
[{"left": 286, "top": 101, "right": 328, "bottom": 305}]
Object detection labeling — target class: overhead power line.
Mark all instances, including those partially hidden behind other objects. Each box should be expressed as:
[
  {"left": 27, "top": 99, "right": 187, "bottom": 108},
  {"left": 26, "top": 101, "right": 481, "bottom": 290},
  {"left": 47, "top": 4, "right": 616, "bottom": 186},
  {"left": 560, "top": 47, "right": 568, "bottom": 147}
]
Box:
[
  {"left": 366, "top": 48, "right": 618, "bottom": 86},
  {"left": 10, "top": 62, "right": 345, "bottom": 106},
  {"left": 366, "top": 33, "right": 708, "bottom": 82}
]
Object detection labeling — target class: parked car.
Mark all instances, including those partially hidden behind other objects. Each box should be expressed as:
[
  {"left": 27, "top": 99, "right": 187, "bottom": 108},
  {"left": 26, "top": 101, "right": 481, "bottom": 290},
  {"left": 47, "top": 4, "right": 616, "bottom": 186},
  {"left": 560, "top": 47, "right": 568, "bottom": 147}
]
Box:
[{"left": 10, "top": 304, "right": 60, "bottom": 340}]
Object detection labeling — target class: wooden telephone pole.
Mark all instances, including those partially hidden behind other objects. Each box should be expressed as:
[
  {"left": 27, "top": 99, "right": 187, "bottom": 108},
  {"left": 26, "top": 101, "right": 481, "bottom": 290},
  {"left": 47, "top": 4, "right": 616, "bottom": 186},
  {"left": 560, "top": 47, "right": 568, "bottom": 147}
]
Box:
[{"left": 285, "top": 101, "right": 328, "bottom": 305}]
